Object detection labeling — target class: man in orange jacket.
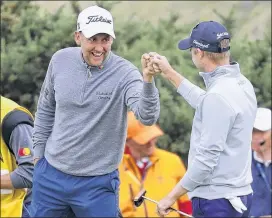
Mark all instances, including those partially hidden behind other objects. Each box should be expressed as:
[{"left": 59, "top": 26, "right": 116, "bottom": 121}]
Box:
[{"left": 119, "top": 111, "right": 192, "bottom": 217}]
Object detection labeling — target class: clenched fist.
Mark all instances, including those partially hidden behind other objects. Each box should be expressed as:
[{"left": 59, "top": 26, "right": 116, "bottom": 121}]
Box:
[
  {"left": 148, "top": 52, "right": 184, "bottom": 88},
  {"left": 149, "top": 52, "right": 174, "bottom": 76},
  {"left": 141, "top": 53, "right": 160, "bottom": 82}
]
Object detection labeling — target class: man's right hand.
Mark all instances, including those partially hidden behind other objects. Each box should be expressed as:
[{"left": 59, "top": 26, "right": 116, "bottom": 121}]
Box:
[
  {"left": 141, "top": 53, "right": 159, "bottom": 82},
  {"left": 149, "top": 52, "right": 174, "bottom": 76},
  {"left": 149, "top": 52, "right": 184, "bottom": 88}
]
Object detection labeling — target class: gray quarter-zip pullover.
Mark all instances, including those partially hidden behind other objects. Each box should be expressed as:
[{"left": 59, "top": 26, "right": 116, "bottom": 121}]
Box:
[
  {"left": 33, "top": 47, "right": 160, "bottom": 176},
  {"left": 177, "top": 62, "right": 257, "bottom": 199}
]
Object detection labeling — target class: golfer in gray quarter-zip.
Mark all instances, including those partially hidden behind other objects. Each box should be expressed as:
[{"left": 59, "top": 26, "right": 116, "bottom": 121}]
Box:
[
  {"left": 30, "top": 5, "right": 160, "bottom": 218},
  {"left": 34, "top": 47, "right": 160, "bottom": 176}
]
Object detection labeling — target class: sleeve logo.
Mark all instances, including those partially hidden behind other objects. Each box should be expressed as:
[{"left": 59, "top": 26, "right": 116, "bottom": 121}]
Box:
[{"left": 18, "top": 148, "right": 31, "bottom": 157}]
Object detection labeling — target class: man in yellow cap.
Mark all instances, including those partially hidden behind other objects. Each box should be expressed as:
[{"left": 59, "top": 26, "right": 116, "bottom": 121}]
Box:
[
  {"left": 1, "top": 96, "right": 34, "bottom": 217},
  {"left": 119, "top": 111, "right": 192, "bottom": 217}
]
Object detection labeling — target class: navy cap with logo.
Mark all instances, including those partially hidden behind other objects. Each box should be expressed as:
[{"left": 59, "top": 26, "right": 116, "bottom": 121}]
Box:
[{"left": 178, "top": 21, "right": 231, "bottom": 53}]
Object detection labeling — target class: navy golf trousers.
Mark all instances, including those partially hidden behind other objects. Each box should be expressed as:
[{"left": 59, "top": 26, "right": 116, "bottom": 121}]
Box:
[
  {"left": 30, "top": 157, "right": 121, "bottom": 217},
  {"left": 192, "top": 194, "right": 252, "bottom": 218}
]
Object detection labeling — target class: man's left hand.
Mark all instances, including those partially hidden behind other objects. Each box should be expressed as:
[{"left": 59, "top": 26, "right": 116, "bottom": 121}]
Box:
[
  {"left": 156, "top": 196, "right": 176, "bottom": 217},
  {"left": 156, "top": 184, "right": 189, "bottom": 217}
]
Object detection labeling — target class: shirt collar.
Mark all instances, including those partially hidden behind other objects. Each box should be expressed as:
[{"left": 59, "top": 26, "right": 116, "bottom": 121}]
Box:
[
  {"left": 199, "top": 62, "right": 241, "bottom": 88},
  {"left": 124, "top": 147, "right": 160, "bottom": 164},
  {"left": 253, "top": 151, "right": 271, "bottom": 167}
]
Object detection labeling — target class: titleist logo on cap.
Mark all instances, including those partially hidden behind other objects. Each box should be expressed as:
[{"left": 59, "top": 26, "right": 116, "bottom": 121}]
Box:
[
  {"left": 193, "top": 40, "right": 209, "bottom": 48},
  {"left": 86, "top": 15, "right": 112, "bottom": 24}
]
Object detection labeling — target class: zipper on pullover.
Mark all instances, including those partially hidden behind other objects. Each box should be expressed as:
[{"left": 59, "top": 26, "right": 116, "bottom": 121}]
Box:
[{"left": 80, "top": 67, "right": 92, "bottom": 103}]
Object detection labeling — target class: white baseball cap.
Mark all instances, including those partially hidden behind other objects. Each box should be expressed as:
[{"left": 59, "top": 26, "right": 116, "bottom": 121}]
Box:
[
  {"left": 254, "top": 108, "right": 271, "bottom": 131},
  {"left": 76, "top": 5, "right": 116, "bottom": 39}
]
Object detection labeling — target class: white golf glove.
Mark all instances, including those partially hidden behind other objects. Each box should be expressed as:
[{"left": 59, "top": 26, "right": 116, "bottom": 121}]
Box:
[{"left": 225, "top": 196, "right": 247, "bottom": 213}]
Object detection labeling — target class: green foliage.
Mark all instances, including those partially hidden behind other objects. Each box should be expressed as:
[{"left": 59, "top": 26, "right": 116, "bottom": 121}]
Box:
[
  {"left": 1, "top": 1, "right": 271, "bottom": 162},
  {"left": 231, "top": 33, "right": 271, "bottom": 108},
  {"left": 95, "top": 1, "right": 121, "bottom": 11},
  {"left": 213, "top": 5, "right": 237, "bottom": 36},
  {"left": 1, "top": 1, "right": 77, "bottom": 110}
]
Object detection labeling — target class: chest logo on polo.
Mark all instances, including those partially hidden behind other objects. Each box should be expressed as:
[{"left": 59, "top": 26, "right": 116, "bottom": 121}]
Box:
[{"left": 96, "top": 91, "right": 113, "bottom": 100}]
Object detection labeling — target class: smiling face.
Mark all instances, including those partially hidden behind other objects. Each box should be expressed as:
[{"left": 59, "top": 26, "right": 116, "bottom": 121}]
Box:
[{"left": 74, "top": 32, "right": 113, "bottom": 66}]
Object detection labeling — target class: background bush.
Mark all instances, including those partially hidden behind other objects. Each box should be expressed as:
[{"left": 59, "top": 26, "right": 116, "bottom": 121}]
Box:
[{"left": 1, "top": 1, "right": 271, "bottom": 164}]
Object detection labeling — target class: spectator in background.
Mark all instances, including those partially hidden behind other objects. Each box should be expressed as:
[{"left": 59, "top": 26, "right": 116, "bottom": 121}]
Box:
[
  {"left": 1, "top": 96, "right": 34, "bottom": 217},
  {"left": 119, "top": 111, "right": 192, "bottom": 217},
  {"left": 250, "top": 107, "right": 271, "bottom": 217}
]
